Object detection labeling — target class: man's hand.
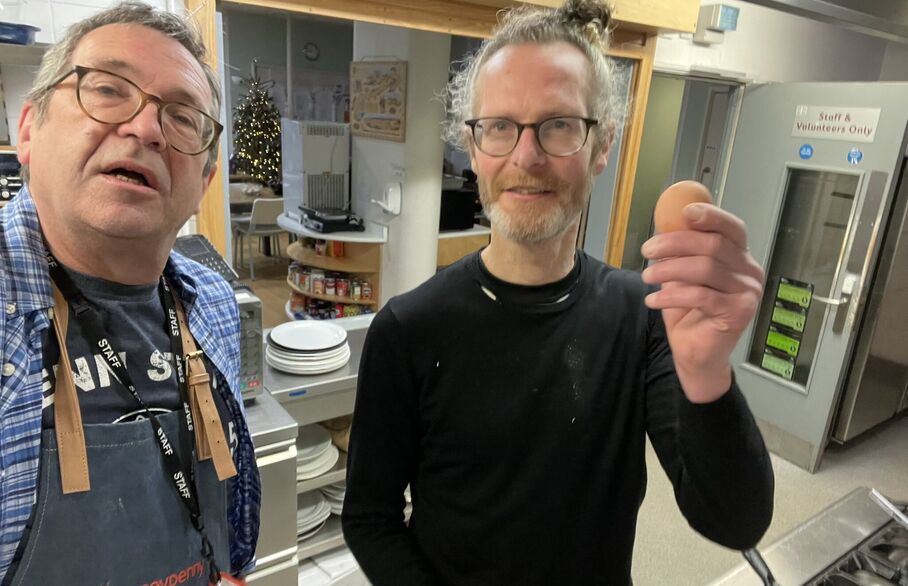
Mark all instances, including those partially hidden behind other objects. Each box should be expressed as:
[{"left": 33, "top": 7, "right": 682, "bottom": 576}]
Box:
[{"left": 640, "top": 203, "right": 764, "bottom": 403}]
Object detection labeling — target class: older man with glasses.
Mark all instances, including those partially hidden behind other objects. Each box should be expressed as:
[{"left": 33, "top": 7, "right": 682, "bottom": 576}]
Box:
[
  {"left": 0, "top": 2, "right": 259, "bottom": 584},
  {"left": 342, "top": 1, "right": 774, "bottom": 585}
]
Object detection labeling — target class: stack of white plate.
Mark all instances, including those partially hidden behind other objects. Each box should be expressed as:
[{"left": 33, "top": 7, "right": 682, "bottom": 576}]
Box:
[
  {"left": 297, "top": 491, "right": 332, "bottom": 541},
  {"left": 297, "top": 425, "right": 340, "bottom": 481},
  {"left": 320, "top": 481, "right": 346, "bottom": 515},
  {"left": 266, "top": 321, "right": 351, "bottom": 376}
]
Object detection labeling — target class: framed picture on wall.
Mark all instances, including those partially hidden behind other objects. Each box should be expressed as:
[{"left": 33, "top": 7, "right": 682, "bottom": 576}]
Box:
[{"left": 350, "top": 60, "right": 408, "bottom": 142}]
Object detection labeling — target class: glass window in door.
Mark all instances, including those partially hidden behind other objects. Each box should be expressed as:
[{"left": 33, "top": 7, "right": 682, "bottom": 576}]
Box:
[{"left": 747, "top": 169, "right": 859, "bottom": 386}]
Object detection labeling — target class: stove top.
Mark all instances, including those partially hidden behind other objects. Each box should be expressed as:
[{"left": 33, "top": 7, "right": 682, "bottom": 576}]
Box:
[
  {"left": 813, "top": 522, "right": 908, "bottom": 585},
  {"left": 711, "top": 488, "right": 908, "bottom": 586}
]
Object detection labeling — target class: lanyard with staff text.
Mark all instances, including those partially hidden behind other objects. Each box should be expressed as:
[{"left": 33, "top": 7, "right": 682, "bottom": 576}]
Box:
[{"left": 44, "top": 248, "right": 224, "bottom": 584}]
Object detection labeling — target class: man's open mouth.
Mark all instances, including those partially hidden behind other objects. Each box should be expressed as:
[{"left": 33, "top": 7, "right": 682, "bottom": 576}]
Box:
[{"left": 105, "top": 168, "right": 150, "bottom": 187}]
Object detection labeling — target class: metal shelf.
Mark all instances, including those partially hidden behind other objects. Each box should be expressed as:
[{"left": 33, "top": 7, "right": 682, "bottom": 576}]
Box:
[
  {"left": 298, "top": 515, "right": 345, "bottom": 560},
  {"left": 287, "top": 277, "right": 378, "bottom": 305},
  {"left": 297, "top": 450, "right": 347, "bottom": 494},
  {"left": 0, "top": 42, "right": 49, "bottom": 66}
]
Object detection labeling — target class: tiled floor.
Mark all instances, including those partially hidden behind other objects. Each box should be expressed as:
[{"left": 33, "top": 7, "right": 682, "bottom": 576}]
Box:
[
  {"left": 233, "top": 237, "right": 294, "bottom": 329},
  {"left": 633, "top": 411, "right": 908, "bottom": 584}
]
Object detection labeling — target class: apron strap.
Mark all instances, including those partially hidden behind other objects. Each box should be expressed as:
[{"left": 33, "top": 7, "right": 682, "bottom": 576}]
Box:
[
  {"left": 51, "top": 286, "right": 91, "bottom": 494},
  {"left": 169, "top": 288, "right": 237, "bottom": 482}
]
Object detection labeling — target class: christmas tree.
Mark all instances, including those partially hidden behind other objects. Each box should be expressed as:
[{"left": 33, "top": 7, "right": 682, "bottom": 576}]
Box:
[{"left": 231, "top": 77, "right": 282, "bottom": 188}]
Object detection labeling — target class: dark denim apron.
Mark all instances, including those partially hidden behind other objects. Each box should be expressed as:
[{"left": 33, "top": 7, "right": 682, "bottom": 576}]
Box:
[
  {"left": 4, "top": 283, "right": 232, "bottom": 585},
  {"left": 6, "top": 411, "right": 230, "bottom": 585}
]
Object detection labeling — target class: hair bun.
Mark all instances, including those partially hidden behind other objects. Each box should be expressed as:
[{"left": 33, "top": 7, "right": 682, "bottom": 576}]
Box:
[{"left": 559, "top": 0, "right": 612, "bottom": 37}]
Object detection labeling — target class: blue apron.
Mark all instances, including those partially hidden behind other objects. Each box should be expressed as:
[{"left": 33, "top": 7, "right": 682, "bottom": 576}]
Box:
[{"left": 4, "top": 286, "right": 233, "bottom": 585}]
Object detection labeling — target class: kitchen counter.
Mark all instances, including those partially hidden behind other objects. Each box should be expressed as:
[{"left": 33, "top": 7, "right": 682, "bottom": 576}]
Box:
[
  {"left": 264, "top": 315, "right": 372, "bottom": 427},
  {"left": 244, "top": 388, "right": 298, "bottom": 449}
]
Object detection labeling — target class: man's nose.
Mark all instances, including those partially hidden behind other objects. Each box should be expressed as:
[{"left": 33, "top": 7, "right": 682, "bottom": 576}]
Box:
[
  {"left": 116, "top": 101, "right": 167, "bottom": 152},
  {"left": 510, "top": 127, "right": 547, "bottom": 169}
]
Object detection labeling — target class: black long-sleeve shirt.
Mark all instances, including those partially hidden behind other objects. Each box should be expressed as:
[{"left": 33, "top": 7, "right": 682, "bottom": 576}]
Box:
[{"left": 342, "top": 251, "right": 774, "bottom": 585}]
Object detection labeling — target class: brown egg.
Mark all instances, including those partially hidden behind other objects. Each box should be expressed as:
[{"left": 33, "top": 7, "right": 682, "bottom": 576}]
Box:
[{"left": 653, "top": 180, "right": 714, "bottom": 233}]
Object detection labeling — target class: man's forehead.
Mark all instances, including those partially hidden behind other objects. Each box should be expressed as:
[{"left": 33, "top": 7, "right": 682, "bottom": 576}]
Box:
[
  {"left": 475, "top": 42, "right": 591, "bottom": 115},
  {"left": 71, "top": 24, "right": 211, "bottom": 107}
]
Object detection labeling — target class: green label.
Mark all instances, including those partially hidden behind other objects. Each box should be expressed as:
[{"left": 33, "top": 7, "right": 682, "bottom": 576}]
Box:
[
  {"left": 772, "top": 305, "right": 806, "bottom": 332},
  {"left": 762, "top": 352, "right": 795, "bottom": 380},
  {"left": 777, "top": 282, "right": 812, "bottom": 308},
  {"left": 766, "top": 330, "right": 800, "bottom": 357}
]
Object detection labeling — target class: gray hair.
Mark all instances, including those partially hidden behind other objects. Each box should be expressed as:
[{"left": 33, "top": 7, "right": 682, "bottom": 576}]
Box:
[
  {"left": 443, "top": 0, "right": 624, "bottom": 154},
  {"left": 24, "top": 1, "right": 221, "bottom": 176}
]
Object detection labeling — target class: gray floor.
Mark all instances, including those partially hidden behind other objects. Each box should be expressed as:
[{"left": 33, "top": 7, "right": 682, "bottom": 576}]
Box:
[{"left": 632, "top": 412, "right": 908, "bottom": 585}]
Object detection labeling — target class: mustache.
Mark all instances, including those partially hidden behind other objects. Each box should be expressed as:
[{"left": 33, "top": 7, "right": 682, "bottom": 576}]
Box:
[{"left": 491, "top": 174, "right": 567, "bottom": 193}]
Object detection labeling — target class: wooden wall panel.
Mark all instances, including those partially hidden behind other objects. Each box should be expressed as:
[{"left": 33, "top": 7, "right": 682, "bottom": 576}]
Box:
[{"left": 185, "top": 0, "right": 227, "bottom": 256}]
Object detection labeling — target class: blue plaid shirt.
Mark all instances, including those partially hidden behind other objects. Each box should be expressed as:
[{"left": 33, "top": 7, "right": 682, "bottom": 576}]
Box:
[{"left": 0, "top": 186, "right": 261, "bottom": 579}]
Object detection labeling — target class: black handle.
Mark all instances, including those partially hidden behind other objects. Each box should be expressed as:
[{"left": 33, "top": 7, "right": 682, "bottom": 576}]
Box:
[{"left": 743, "top": 548, "right": 782, "bottom": 586}]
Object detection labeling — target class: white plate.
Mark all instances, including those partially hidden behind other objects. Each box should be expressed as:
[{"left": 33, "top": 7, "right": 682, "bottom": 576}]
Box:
[
  {"left": 296, "top": 425, "right": 332, "bottom": 462},
  {"left": 297, "top": 517, "right": 329, "bottom": 542},
  {"left": 266, "top": 344, "right": 350, "bottom": 366},
  {"left": 266, "top": 350, "right": 351, "bottom": 373},
  {"left": 269, "top": 321, "right": 347, "bottom": 353},
  {"left": 320, "top": 486, "right": 346, "bottom": 500},
  {"left": 266, "top": 343, "right": 350, "bottom": 365},
  {"left": 266, "top": 351, "right": 351, "bottom": 376},
  {"left": 297, "top": 445, "right": 340, "bottom": 480},
  {"left": 296, "top": 444, "right": 336, "bottom": 474},
  {"left": 297, "top": 500, "right": 332, "bottom": 533},
  {"left": 266, "top": 342, "right": 349, "bottom": 362},
  {"left": 297, "top": 491, "right": 327, "bottom": 522}
]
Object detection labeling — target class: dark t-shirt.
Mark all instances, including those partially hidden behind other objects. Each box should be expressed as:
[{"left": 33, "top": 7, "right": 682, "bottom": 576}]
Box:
[
  {"left": 42, "top": 266, "right": 182, "bottom": 427},
  {"left": 342, "top": 250, "right": 774, "bottom": 586}
]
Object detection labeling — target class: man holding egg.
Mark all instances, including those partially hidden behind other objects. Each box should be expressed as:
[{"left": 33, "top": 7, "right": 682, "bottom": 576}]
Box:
[{"left": 342, "top": 1, "right": 774, "bottom": 584}]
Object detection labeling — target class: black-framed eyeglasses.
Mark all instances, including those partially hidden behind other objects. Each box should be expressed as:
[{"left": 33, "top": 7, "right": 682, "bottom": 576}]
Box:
[
  {"left": 46, "top": 65, "right": 223, "bottom": 156},
  {"left": 465, "top": 116, "right": 598, "bottom": 157}
]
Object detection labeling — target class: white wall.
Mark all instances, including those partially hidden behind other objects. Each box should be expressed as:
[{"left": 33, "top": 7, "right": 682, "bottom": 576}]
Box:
[
  {"left": 351, "top": 22, "right": 450, "bottom": 303},
  {"left": 655, "top": 0, "right": 889, "bottom": 82}
]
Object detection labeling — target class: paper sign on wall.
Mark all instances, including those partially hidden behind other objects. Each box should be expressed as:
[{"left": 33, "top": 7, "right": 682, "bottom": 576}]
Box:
[{"left": 792, "top": 105, "right": 880, "bottom": 143}]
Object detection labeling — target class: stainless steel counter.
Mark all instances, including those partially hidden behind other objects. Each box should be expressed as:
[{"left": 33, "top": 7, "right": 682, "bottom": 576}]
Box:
[
  {"left": 244, "top": 388, "right": 298, "bottom": 449},
  {"left": 264, "top": 319, "right": 370, "bottom": 427},
  {"left": 709, "top": 487, "right": 897, "bottom": 585}
]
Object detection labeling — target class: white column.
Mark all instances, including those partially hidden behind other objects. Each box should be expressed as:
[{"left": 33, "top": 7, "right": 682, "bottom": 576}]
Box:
[{"left": 352, "top": 22, "right": 450, "bottom": 304}]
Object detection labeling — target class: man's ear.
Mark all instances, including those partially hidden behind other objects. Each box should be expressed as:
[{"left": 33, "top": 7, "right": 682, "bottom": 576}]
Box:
[
  {"left": 17, "top": 102, "right": 36, "bottom": 166},
  {"left": 591, "top": 127, "right": 615, "bottom": 176}
]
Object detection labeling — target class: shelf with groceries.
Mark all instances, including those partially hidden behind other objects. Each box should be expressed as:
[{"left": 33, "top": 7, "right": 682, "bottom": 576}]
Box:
[{"left": 285, "top": 237, "right": 380, "bottom": 321}]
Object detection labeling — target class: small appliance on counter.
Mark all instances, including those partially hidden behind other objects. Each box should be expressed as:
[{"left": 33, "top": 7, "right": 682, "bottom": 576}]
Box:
[
  {"left": 281, "top": 119, "right": 351, "bottom": 223},
  {"left": 173, "top": 234, "right": 264, "bottom": 402},
  {"left": 0, "top": 152, "right": 23, "bottom": 203},
  {"left": 300, "top": 206, "right": 364, "bottom": 234},
  {"left": 234, "top": 287, "right": 264, "bottom": 402}
]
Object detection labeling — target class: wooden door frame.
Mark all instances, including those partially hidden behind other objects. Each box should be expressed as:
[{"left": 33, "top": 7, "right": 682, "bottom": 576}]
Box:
[{"left": 186, "top": 0, "right": 228, "bottom": 256}]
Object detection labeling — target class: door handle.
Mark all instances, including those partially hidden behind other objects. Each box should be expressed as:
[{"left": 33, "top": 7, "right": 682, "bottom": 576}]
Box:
[
  {"left": 813, "top": 274, "right": 859, "bottom": 333},
  {"left": 813, "top": 295, "right": 848, "bottom": 306}
]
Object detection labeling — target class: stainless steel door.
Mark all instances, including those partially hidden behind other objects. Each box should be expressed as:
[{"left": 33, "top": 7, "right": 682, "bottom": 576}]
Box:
[
  {"left": 719, "top": 82, "right": 908, "bottom": 472},
  {"left": 833, "top": 157, "right": 908, "bottom": 441}
]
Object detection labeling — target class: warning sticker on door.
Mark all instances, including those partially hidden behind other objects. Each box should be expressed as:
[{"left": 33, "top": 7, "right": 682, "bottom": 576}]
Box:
[
  {"left": 777, "top": 281, "right": 813, "bottom": 308},
  {"left": 761, "top": 351, "right": 795, "bottom": 380},
  {"left": 767, "top": 328, "right": 801, "bottom": 357},
  {"left": 771, "top": 304, "right": 807, "bottom": 332}
]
